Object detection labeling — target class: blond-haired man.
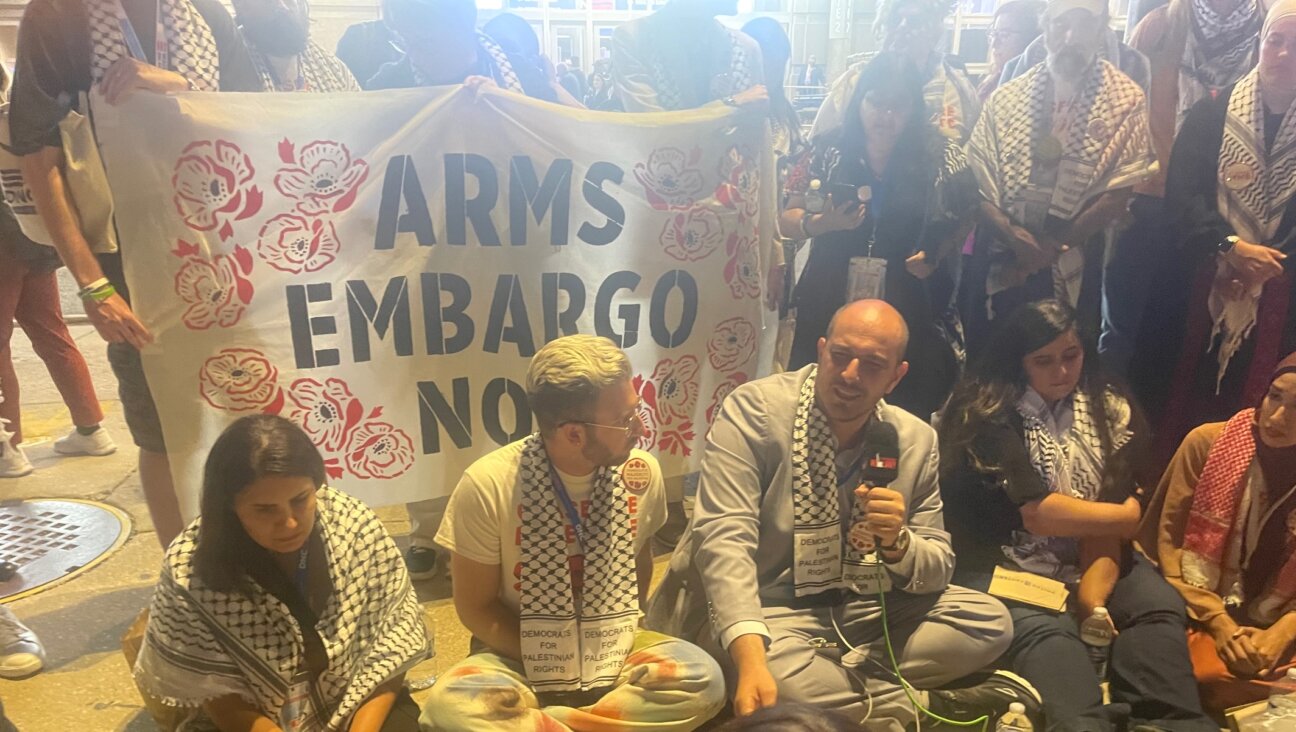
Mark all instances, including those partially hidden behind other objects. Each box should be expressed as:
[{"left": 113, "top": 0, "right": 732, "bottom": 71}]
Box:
[{"left": 423, "top": 334, "right": 724, "bottom": 731}]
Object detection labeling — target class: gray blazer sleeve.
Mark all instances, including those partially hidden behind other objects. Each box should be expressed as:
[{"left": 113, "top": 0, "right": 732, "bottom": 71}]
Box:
[
  {"left": 690, "top": 383, "right": 770, "bottom": 640},
  {"left": 886, "top": 425, "right": 955, "bottom": 593}
]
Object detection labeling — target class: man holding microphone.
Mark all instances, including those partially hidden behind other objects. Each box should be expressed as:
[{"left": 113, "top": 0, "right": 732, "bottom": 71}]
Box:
[{"left": 647, "top": 299, "right": 1034, "bottom": 729}]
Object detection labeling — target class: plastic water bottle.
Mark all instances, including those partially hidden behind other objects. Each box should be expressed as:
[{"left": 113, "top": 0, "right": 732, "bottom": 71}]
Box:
[
  {"left": 805, "top": 179, "right": 826, "bottom": 214},
  {"left": 1080, "top": 607, "right": 1115, "bottom": 679},
  {"left": 995, "top": 702, "right": 1034, "bottom": 731},
  {"left": 1268, "top": 668, "right": 1296, "bottom": 709}
]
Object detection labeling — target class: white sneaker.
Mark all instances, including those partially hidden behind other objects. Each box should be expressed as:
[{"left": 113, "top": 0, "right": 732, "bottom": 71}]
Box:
[
  {"left": 53, "top": 427, "right": 117, "bottom": 457},
  {"left": 0, "top": 444, "right": 32, "bottom": 478},
  {"left": 0, "top": 606, "right": 44, "bottom": 679}
]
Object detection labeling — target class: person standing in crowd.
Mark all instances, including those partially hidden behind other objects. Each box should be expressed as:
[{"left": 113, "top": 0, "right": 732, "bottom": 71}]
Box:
[
  {"left": 799, "top": 54, "right": 825, "bottom": 89},
  {"left": 1132, "top": 0, "right": 1296, "bottom": 476},
  {"left": 813, "top": 0, "right": 981, "bottom": 144},
  {"left": 979, "top": 0, "right": 1045, "bottom": 101},
  {"left": 965, "top": 0, "right": 1152, "bottom": 350},
  {"left": 369, "top": 0, "right": 556, "bottom": 101},
  {"left": 234, "top": 0, "right": 359, "bottom": 92},
  {"left": 585, "top": 71, "right": 615, "bottom": 110},
  {"left": 647, "top": 299, "right": 1036, "bottom": 728},
  {"left": 0, "top": 70, "right": 114, "bottom": 478},
  {"left": 938, "top": 299, "right": 1216, "bottom": 732},
  {"left": 1102, "top": 0, "right": 1262, "bottom": 378},
  {"left": 336, "top": 18, "right": 403, "bottom": 88},
  {"left": 422, "top": 335, "right": 724, "bottom": 731},
  {"left": 782, "top": 54, "right": 976, "bottom": 419},
  {"left": 134, "top": 415, "right": 430, "bottom": 730},
  {"left": 611, "top": 0, "right": 764, "bottom": 112},
  {"left": 999, "top": 1, "right": 1150, "bottom": 92},
  {"left": 368, "top": 0, "right": 559, "bottom": 579},
  {"left": 1144, "top": 353, "right": 1296, "bottom": 715},
  {"left": 480, "top": 12, "right": 584, "bottom": 106},
  {"left": 11, "top": 0, "right": 260, "bottom": 547}
]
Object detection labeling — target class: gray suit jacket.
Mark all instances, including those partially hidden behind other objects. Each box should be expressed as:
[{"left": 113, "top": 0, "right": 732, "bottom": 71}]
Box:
[{"left": 645, "top": 366, "right": 955, "bottom": 647}]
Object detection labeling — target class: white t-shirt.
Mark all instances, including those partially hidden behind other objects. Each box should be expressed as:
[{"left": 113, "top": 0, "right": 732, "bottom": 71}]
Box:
[{"left": 436, "top": 439, "right": 668, "bottom": 614}]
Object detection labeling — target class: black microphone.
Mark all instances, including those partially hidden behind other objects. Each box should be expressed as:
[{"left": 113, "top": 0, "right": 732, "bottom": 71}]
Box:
[
  {"left": 848, "top": 420, "right": 900, "bottom": 556},
  {"left": 859, "top": 420, "right": 899, "bottom": 486}
]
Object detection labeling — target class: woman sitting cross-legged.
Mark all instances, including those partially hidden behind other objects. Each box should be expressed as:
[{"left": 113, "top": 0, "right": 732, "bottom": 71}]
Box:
[
  {"left": 1144, "top": 352, "right": 1296, "bottom": 715},
  {"left": 133, "top": 414, "right": 431, "bottom": 731},
  {"left": 938, "top": 299, "right": 1215, "bottom": 732}
]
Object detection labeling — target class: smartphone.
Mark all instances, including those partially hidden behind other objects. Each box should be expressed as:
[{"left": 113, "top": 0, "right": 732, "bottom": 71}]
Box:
[{"left": 826, "top": 182, "right": 868, "bottom": 209}]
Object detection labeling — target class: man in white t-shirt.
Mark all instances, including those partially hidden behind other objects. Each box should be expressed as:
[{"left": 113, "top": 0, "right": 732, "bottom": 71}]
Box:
[{"left": 421, "top": 334, "right": 725, "bottom": 731}]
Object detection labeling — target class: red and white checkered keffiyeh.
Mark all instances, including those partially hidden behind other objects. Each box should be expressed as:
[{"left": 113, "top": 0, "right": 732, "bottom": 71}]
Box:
[{"left": 1182, "top": 409, "right": 1258, "bottom": 591}]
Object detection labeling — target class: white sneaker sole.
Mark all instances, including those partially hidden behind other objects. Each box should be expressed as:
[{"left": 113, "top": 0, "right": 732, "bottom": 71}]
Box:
[
  {"left": 53, "top": 442, "right": 118, "bottom": 457},
  {"left": 0, "top": 653, "right": 43, "bottom": 679},
  {"left": 0, "top": 465, "right": 34, "bottom": 479}
]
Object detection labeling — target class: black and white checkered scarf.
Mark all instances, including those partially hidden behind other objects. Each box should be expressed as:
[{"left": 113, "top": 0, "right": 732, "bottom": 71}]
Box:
[
  {"left": 249, "top": 40, "right": 360, "bottom": 93},
  {"left": 413, "top": 32, "right": 524, "bottom": 93},
  {"left": 134, "top": 486, "right": 430, "bottom": 731},
  {"left": 1179, "top": 0, "right": 1260, "bottom": 130},
  {"left": 518, "top": 434, "right": 638, "bottom": 692},
  {"left": 1208, "top": 69, "right": 1296, "bottom": 390},
  {"left": 790, "top": 367, "right": 877, "bottom": 597},
  {"left": 648, "top": 26, "right": 756, "bottom": 111},
  {"left": 1008, "top": 388, "right": 1133, "bottom": 581},
  {"left": 84, "top": 0, "right": 220, "bottom": 91}
]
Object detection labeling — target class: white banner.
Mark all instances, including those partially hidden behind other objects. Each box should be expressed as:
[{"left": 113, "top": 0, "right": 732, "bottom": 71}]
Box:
[{"left": 92, "top": 88, "right": 776, "bottom": 517}]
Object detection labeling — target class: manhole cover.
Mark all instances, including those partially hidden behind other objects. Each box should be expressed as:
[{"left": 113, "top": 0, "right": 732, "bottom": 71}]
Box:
[{"left": 0, "top": 499, "right": 130, "bottom": 602}]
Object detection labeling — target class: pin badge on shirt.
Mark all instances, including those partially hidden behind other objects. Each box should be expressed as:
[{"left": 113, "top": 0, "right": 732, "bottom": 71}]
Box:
[
  {"left": 622, "top": 457, "right": 651, "bottom": 495},
  {"left": 1224, "top": 162, "right": 1256, "bottom": 191}
]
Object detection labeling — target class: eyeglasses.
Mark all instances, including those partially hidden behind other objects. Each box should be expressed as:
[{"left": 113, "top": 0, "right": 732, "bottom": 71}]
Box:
[{"left": 568, "top": 401, "right": 644, "bottom": 435}]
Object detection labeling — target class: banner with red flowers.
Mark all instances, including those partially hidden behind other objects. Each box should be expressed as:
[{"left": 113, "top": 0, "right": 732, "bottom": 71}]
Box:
[{"left": 93, "top": 88, "right": 776, "bottom": 517}]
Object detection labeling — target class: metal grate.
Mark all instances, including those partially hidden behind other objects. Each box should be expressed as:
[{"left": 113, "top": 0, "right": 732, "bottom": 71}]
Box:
[{"left": 0, "top": 499, "right": 129, "bottom": 602}]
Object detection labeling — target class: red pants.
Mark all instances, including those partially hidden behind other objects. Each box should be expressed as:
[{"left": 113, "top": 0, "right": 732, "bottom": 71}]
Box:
[
  {"left": 1189, "top": 628, "right": 1296, "bottom": 715},
  {"left": 0, "top": 247, "right": 103, "bottom": 445}
]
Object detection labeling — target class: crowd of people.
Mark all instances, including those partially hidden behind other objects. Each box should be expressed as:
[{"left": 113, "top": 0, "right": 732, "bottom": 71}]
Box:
[{"left": 3, "top": 0, "right": 1296, "bottom": 728}]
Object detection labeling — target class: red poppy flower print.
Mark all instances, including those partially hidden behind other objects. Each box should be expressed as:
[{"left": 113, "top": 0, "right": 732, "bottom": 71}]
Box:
[
  {"left": 706, "top": 372, "right": 748, "bottom": 424},
  {"left": 649, "top": 356, "right": 700, "bottom": 422},
  {"left": 716, "top": 145, "right": 759, "bottom": 209},
  {"left": 345, "top": 421, "right": 416, "bottom": 479},
  {"left": 274, "top": 139, "right": 369, "bottom": 216},
  {"left": 172, "top": 140, "right": 263, "bottom": 241},
  {"left": 173, "top": 242, "right": 254, "bottom": 330},
  {"left": 256, "top": 213, "right": 341, "bottom": 274},
  {"left": 634, "top": 147, "right": 704, "bottom": 210},
  {"left": 632, "top": 375, "right": 660, "bottom": 451},
  {"left": 707, "top": 317, "right": 757, "bottom": 372},
  {"left": 657, "top": 421, "right": 697, "bottom": 458},
  {"left": 659, "top": 207, "right": 723, "bottom": 262},
  {"left": 724, "top": 233, "right": 762, "bottom": 300},
  {"left": 284, "top": 377, "right": 364, "bottom": 453},
  {"left": 198, "top": 349, "right": 279, "bottom": 412}
]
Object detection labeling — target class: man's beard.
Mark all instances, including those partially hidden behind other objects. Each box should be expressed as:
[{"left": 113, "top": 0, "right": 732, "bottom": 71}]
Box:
[
  {"left": 582, "top": 434, "right": 631, "bottom": 468},
  {"left": 242, "top": 12, "right": 310, "bottom": 58},
  {"left": 1048, "top": 46, "right": 1095, "bottom": 82}
]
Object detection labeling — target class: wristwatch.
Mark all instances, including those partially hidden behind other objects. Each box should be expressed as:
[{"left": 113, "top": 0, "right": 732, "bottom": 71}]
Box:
[
  {"left": 1218, "top": 235, "right": 1239, "bottom": 255},
  {"left": 880, "top": 527, "right": 911, "bottom": 560}
]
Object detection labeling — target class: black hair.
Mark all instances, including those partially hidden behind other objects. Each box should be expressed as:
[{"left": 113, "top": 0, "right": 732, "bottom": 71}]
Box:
[
  {"left": 832, "top": 51, "right": 929, "bottom": 160},
  {"left": 740, "top": 17, "right": 803, "bottom": 153},
  {"left": 383, "top": 0, "right": 477, "bottom": 34},
  {"left": 192, "top": 414, "right": 326, "bottom": 594},
  {"left": 482, "top": 11, "right": 541, "bottom": 60},
  {"left": 939, "top": 300, "right": 1145, "bottom": 496},
  {"left": 716, "top": 703, "right": 857, "bottom": 732}
]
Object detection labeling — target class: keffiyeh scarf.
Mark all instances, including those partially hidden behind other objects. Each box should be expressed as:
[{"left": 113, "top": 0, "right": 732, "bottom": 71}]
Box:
[
  {"left": 811, "top": 57, "right": 980, "bottom": 144},
  {"left": 790, "top": 367, "right": 884, "bottom": 597},
  {"left": 1182, "top": 409, "right": 1296, "bottom": 622},
  {"left": 1005, "top": 388, "right": 1133, "bottom": 582},
  {"left": 84, "top": 0, "right": 219, "bottom": 91},
  {"left": 647, "top": 25, "right": 756, "bottom": 111},
  {"left": 518, "top": 434, "right": 638, "bottom": 693},
  {"left": 968, "top": 61, "right": 1151, "bottom": 308},
  {"left": 134, "top": 486, "right": 430, "bottom": 731},
  {"left": 412, "top": 32, "right": 525, "bottom": 93},
  {"left": 250, "top": 40, "right": 360, "bottom": 93},
  {"left": 1208, "top": 70, "right": 1296, "bottom": 390},
  {"left": 1179, "top": 0, "right": 1261, "bottom": 130}
]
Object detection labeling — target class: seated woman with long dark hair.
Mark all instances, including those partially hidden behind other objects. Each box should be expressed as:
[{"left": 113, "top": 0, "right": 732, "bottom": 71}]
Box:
[
  {"left": 938, "top": 300, "right": 1214, "bottom": 731},
  {"left": 782, "top": 52, "right": 976, "bottom": 419},
  {"left": 133, "top": 415, "right": 430, "bottom": 731}
]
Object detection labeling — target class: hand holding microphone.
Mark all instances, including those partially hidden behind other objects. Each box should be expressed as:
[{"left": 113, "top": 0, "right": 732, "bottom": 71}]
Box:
[{"left": 850, "top": 421, "right": 907, "bottom": 553}]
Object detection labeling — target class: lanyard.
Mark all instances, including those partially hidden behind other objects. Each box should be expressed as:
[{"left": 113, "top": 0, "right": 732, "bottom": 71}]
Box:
[
  {"left": 837, "top": 455, "right": 866, "bottom": 490},
  {"left": 548, "top": 465, "right": 587, "bottom": 555},
  {"left": 112, "top": 0, "right": 169, "bottom": 70},
  {"left": 293, "top": 546, "right": 309, "bottom": 599}
]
